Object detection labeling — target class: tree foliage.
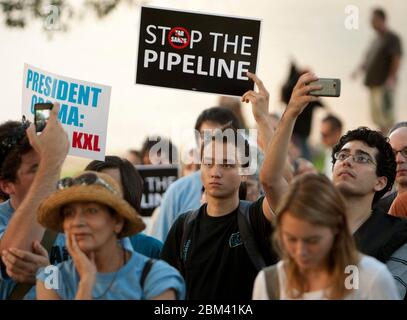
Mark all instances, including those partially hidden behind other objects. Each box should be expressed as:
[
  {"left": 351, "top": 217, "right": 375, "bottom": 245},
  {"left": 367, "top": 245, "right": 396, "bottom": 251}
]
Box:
[{"left": 0, "top": 0, "right": 147, "bottom": 31}]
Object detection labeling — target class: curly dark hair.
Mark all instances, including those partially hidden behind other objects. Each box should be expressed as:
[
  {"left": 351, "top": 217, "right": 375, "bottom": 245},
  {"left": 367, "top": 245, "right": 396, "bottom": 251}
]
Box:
[{"left": 332, "top": 127, "right": 396, "bottom": 204}]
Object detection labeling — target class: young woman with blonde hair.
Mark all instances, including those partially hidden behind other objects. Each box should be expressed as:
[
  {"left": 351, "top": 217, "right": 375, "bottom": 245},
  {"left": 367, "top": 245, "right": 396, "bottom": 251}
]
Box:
[{"left": 253, "top": 172, "right": 400, "bottom": 300}]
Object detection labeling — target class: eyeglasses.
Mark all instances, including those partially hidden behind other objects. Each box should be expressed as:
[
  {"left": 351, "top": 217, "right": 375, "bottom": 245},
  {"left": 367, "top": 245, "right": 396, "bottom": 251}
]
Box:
[
  {"left": 334, "top": 150, "right": 376, "bottom": 165},
  {"left": 57, "top": 173, "right": 118, "bottom": 194},
  {"left": 393, "top": 147, "right": 407, "bottom": 159}
]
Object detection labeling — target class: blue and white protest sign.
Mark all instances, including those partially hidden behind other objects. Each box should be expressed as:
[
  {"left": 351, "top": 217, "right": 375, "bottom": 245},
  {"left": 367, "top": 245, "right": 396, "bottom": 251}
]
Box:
[{"left": 21, "top": 64, "right": 111, "bottom": 160}]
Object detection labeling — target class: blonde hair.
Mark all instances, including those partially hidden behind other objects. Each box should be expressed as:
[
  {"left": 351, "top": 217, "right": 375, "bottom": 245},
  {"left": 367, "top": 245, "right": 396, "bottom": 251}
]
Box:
[{"left": 273, "top": 174, "right": 359, "bottom": 299}]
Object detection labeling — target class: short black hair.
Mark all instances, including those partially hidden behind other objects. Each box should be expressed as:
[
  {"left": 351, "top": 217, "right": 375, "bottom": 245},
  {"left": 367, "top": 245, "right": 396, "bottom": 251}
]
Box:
[
  {"left": 0, "top": 120, "right": 32, "bottom": 199},
  {"left": 322, "top": 114, "right": 343, "bottom": 132},
  {"left": 85, "top": 156, "right": 144, "bottom": 212},
  {"left": 332, "top": 127, "right": 396, "bottom": 204},
  {"left": 373, "top": 8, "right": 386, "bottom": 21},
  {"left": 200, "top": 128, "right": 250, "bottom": 169},
  {"left": 388, "top": 122, "right": 407, "bottom": 136},
  {"left": 194, "top": 107, "right": 242, "bottom": 132}
]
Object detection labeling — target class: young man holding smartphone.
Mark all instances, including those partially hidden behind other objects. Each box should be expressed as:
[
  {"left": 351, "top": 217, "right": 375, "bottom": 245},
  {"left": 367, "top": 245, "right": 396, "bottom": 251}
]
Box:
[{"left": 0, "top": 103, "right": 69, "bottom": 298}]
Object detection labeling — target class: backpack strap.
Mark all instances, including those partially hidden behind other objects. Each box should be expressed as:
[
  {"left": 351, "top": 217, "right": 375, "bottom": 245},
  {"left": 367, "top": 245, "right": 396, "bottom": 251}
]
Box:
[
  {"left": 237, "top": 200, "right": 266, "bottom": 271},
  {"left": 7, "top": 229, "right": 58, "bottom": 300},
  {"left": 140, "top": 259, "right": 156, "bottom": 289},
  {"left": 180, "top": 209, "right": 199, "bottom": 263},
  {"left": 263, "top": 264, "right": 280, "bottom": 300}
]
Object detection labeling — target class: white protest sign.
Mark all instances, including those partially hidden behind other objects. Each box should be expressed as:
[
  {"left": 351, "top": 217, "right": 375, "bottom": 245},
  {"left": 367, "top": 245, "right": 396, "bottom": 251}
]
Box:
[{"left": 21, "top": 64, "right": 111, "bottom": 160}]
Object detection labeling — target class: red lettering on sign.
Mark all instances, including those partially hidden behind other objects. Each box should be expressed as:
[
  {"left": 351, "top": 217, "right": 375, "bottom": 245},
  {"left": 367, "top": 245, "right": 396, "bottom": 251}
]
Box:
[
  {"left": 72, "top": 132, "right": 83, "bottom": 148},
  {"left": 72, "top": 131, "right": 101, "bottom": 152}
]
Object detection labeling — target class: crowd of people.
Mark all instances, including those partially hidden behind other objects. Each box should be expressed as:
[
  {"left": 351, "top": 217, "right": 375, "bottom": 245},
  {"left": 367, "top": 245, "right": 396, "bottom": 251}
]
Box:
[{"left": 0, "top": 7, "right": 405, "bottom": 300}]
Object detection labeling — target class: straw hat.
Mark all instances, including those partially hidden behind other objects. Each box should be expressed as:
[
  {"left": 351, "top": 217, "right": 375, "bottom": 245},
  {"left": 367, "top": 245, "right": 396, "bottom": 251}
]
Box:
[{"left": 37, "top": 171, "right": 145, "bottom": 238}]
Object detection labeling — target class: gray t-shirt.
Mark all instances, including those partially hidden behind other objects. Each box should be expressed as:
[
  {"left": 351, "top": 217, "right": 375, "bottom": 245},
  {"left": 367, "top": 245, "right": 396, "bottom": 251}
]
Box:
[{"left": 364, "top": 30, "right": 402, "bottom": 87}]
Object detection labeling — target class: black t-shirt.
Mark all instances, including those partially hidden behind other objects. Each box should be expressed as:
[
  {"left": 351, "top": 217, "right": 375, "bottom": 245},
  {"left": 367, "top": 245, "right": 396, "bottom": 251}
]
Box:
[
  {"left": 160, "top": 197, "right": 277, "bottom": 300},
  {"left": 373, "top": 191, "right": 397, "bottom": 214},
  {"left": 354, "top": 206, "right": 407, "bottom": 262}
]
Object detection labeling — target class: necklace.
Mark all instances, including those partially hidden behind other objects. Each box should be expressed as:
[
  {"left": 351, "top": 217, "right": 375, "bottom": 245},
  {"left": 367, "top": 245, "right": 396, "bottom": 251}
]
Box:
[{"left": 93, "top": 247, "right": 126, "bottom": 300}]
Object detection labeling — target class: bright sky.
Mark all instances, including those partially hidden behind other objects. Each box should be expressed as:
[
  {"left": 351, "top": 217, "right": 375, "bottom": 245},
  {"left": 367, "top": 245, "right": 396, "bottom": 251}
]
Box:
[{"left": 1, "top": 0, "right": 406, "bottom": 171}]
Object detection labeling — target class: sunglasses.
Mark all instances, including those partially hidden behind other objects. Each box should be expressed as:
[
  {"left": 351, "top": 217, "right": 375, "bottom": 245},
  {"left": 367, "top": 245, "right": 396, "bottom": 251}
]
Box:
[{"left": 57, "top": 173, "right": 118, "bottom": 195}]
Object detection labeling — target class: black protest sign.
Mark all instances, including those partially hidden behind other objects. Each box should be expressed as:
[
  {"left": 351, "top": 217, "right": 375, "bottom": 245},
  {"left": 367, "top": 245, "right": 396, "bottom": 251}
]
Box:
[
  {"left": 136, "top": 6, "right": 261, "bottom": 96},
  {"left": 135, "top": 164, "right": 179, "bottom": 217}
]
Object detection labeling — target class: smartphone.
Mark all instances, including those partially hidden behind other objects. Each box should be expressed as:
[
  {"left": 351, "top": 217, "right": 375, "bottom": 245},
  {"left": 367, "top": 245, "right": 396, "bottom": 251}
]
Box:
[
  {"left": 34, "top": 103, "right": 53, "bottom": 132},
  {"left": 309, "top": 78, "right": 341, "bottom": 97}
]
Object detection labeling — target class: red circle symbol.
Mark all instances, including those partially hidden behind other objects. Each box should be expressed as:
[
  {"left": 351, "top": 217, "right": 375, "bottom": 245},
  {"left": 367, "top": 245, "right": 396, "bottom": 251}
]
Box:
[{"left": 168, "top": 27, "right": 190, "bottom": 50}]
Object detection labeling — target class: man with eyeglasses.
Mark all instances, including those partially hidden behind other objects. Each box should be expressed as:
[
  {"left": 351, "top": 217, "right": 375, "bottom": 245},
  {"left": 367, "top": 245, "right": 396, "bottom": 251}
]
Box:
[
  {"left": 389, "top": 122, "right": 407, "bottom": 195},
  {"left": 261, "top": 72, "right": 407, "bottom": 299},
  {"left": 373, "top": 122, "right": 407, "bottom": 214}
]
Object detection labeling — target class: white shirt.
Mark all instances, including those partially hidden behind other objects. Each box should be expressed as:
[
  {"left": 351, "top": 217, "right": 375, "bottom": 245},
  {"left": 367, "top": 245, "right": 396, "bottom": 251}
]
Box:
[{"left": 252, "top": 255, "right": 401, "bottom": 300}]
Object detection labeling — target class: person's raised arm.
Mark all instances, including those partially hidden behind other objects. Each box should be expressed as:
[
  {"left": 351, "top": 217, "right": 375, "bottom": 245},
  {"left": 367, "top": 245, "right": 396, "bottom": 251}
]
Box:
[
  {"left": 242, "top": 72, "right": 272, "bottom": 151},
  {"left": 260, "top": 72, "right": 320, "bottom": 213},
  {"left": 242, "top": 72, "right": 295, "bottom": 221},
  {"left": 0, "top": 103, "right": 69, "bottom": 252}
]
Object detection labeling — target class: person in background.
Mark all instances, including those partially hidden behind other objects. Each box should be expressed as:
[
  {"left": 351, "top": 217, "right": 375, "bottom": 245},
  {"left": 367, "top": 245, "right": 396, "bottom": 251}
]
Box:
[
  {"left": 352, "top": 7, "right": 403, "bottom": 133},
  {"left": 281, "top": 62, "right": 324, "bottom": 161},
  {"left": 126, "top": 149, "right": 142, "bottom": 165},
  {"left": 140, "top": 136, "right": 178, "bottom": 165},
  {"left": 320, "top": 114, "right": 343, "bottom": 179}
]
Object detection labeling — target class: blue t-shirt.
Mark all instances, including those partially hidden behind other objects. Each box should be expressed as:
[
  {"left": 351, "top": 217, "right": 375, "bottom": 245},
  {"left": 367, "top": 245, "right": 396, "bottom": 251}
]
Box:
[
  {"left": 152, "top": 170, "right": 202, "bottom": 242},
  {"left": 129, "top": 233, "right": 162, "bottom": 259},
  {"left": 0, "top": 200, "right": 133, "bottom": 299},
  {"left": 36, "top": 251, "right": 185, "bottom": 300}
]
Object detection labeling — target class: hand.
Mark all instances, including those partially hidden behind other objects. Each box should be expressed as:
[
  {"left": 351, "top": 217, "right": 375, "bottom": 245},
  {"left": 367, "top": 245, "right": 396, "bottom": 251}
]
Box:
[
  {"left": 242, "top": 72, "right": 270, "bottom": 121},
  {"left": 26, "top": 102, "right": 69, "bottom": 165},
  {"left": 285, "top": 72, "right": 321, "bottom": 119},
  {"left": 1, "top": 241, "right": 50, "bottom": 284},
  {"left": 66, "top": 232, "right": 97, "bottom": 284}
]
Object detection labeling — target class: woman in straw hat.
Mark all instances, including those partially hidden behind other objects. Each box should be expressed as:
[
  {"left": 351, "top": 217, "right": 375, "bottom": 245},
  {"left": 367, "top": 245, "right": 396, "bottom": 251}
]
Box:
[{"left": 36, "top": 171, "right": 185, "bottom": 300}]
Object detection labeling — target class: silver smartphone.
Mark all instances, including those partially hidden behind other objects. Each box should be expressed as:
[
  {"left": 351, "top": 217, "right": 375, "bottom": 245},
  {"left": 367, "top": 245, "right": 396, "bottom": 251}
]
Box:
[{"left": 309, "top": 78, "right": 341, "bottom": 97}]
